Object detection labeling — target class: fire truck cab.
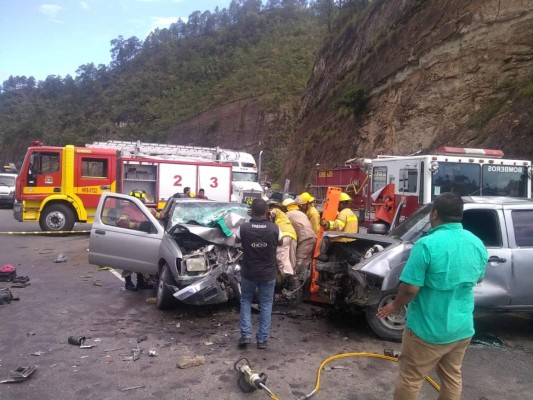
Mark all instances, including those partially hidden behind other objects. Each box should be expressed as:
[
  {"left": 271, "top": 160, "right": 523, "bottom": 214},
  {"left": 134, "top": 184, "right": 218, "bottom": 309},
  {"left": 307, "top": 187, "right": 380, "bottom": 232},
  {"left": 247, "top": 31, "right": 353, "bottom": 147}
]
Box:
[{"left": 14, "top": 142, "right": 117, "bottom": 231}]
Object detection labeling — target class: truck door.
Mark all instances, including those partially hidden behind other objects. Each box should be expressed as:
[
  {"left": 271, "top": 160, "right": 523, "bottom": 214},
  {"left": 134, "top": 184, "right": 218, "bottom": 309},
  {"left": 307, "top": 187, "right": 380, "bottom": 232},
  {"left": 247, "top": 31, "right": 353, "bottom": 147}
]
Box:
[
  {"left": 158, "top": 163, "right": 198, "bottom": 201},
  {"left": 197, "top": 164, "right": 231, "bottom": 201},
  {"left": 463, "top": 208, "right": 512, "bottom": 306},
  {"left": 505, "top": 207, "right": 533, "bottom": 306},
  {"left": 26, "top": 150, "right": 62, "bottom": 195},
  {"left": 89, "top": 193, "right": 163, "bottom": 275},
  {"left": 74, "top": 152, "right": 116, "bottom": 213}
]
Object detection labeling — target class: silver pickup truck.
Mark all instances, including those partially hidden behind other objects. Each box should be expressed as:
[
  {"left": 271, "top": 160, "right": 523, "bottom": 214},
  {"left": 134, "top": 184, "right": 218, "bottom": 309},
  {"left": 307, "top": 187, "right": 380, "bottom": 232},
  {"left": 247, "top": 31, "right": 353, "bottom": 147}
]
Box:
[{"left": 312, "top": 196, "right": 533, "bottom": 341}]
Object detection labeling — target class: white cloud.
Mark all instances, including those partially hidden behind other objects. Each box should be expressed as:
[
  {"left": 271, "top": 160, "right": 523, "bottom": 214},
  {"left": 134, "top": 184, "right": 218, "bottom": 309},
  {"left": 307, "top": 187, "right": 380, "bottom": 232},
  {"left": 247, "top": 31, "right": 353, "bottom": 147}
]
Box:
[
  {"left": 143, "top": 16, "right": 180, "bottom": 37},
  {"left": 38, "top": 4, "right": 63, "bottom": 18},
  {"left": 80, "top": 1, "right": 89, "bottom": 10}
]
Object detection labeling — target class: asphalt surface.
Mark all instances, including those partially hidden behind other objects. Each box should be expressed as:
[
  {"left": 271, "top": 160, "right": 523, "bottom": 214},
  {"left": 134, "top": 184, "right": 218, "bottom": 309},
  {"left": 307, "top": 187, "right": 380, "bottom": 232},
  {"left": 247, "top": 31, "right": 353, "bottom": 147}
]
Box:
[{"left": 1, "top": 209, "right": 533, "bottom": 400}]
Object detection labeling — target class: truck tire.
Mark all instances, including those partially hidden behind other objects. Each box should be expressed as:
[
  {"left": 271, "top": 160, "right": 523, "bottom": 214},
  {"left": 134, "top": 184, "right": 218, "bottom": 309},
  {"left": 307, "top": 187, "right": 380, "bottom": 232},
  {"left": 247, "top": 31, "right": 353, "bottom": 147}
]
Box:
[
  {"left": 156, "top": 263, "right": 176, "bottom": 310},
  {"left": 365, "top": 292, "right": 406, "bottom": 342},
  {"left": 39, "top": 204, "right": 75, "bottom": 232}
]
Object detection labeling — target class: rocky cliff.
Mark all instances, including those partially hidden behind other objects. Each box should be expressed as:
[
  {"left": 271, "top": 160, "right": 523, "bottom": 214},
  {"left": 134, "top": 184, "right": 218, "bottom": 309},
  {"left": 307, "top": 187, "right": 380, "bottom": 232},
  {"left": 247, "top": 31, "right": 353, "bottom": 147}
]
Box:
[{"left": 283, "top": 0, "right": 533, "bottom": 189}]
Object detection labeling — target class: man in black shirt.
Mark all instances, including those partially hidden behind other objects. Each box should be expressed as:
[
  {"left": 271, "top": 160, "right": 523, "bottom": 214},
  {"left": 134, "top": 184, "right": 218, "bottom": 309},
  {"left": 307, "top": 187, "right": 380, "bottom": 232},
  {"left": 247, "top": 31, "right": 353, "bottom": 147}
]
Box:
[{"left": 235, "top": 199, "right": 282, "bottom": 349}]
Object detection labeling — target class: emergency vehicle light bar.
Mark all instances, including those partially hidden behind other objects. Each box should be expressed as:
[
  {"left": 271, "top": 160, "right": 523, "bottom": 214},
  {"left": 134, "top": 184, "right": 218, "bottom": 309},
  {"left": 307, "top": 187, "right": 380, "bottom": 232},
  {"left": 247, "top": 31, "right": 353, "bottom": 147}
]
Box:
[{"left": 435, "top": 146, "right": 504, "bottom": 158}]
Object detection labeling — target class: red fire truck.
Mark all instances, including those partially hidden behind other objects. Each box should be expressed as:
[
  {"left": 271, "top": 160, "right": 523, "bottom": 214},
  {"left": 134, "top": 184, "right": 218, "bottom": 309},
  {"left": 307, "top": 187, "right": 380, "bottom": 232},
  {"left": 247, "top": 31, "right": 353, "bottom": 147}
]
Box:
[
  {"left": 13, "top": 141, "right": 233, "bottom": 231},
  {"left": 314, "top": 147, "right": 532, "bottom": 227}
]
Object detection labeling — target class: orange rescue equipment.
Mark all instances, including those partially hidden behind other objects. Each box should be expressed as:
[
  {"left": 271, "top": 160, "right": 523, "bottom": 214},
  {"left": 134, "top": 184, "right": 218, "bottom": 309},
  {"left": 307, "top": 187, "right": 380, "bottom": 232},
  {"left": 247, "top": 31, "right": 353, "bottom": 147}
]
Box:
[
  {"left": 309, "top": 187, "right": 341, "bottom": 293},
  {"left": 373, "top": 183, "right": 395, "bottom": 224}
]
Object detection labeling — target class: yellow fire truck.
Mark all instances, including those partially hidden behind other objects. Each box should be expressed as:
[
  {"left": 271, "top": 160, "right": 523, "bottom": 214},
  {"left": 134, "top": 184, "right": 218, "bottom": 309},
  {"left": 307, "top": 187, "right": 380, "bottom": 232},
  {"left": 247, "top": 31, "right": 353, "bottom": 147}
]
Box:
[{"left": 13, "top": 141, "right": 233, "bottom": 231}]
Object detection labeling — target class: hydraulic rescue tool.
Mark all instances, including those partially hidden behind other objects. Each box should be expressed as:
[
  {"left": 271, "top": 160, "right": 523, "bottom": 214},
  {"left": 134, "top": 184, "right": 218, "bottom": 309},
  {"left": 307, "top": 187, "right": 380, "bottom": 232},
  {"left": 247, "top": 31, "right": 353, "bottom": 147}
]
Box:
[{"left": 234, "top": 358, "right": 280, "bottom": 399}]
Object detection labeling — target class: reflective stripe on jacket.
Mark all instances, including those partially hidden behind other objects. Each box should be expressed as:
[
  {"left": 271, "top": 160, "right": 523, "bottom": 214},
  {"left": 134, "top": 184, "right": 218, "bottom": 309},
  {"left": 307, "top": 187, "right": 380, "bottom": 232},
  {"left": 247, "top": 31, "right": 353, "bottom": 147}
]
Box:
[
  {"left": 327, "top": 207, "right": 358, "bottom": 234},
  {"left": 272, "top": 209, "right": 297, "bottom": 241}
]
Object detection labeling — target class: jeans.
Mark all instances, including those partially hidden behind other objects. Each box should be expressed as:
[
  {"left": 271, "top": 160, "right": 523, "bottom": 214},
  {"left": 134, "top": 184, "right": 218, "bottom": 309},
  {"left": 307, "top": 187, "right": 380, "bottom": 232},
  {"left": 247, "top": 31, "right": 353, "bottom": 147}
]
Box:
[{"left": 239, "top": 276, "right": 276, "bottom": 343}]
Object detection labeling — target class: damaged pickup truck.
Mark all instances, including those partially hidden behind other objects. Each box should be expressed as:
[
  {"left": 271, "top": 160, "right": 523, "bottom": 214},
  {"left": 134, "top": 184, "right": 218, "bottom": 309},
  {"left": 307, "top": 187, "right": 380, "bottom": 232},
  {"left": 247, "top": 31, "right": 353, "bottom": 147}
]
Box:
[
  {"left": 89, "top": 193, "right": 249, "bottom": 309},
  {"left": 312, "top": 196, "right": 533, "bottom": 342}
]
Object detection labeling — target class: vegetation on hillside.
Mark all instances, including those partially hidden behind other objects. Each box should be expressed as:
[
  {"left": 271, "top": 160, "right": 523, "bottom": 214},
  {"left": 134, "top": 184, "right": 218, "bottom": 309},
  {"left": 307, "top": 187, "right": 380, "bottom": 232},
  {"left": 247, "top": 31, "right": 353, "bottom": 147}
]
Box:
[{"left": 0, "top": 0, "right": 364, "bottom": 181}]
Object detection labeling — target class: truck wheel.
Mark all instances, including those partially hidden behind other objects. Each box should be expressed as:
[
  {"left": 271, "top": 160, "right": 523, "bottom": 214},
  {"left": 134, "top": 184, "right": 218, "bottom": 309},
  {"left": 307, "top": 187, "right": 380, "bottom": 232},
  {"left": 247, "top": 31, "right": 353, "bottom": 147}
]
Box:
[
  {"left": 156, "top": 263, "right": 176, "bottom": 310},
  {"left": 39, "top": 204, "right": 75, "bottom": 231},
  {"left": 365, "top": 292, "right": 406, "bottom": 342}
]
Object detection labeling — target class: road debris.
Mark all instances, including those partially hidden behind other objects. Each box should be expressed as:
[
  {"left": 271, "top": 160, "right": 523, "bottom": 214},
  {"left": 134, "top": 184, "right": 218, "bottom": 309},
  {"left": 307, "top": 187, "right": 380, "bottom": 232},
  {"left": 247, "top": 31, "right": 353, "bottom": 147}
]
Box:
[
  {"left": 123, "top": 347, "right": 141, "bottom": 361},
  {"left": 93, "top": 280, "right": 103, "bottom": 286},
  {"left": 145, "top": 297, "right": 157, "bottom": 304},
  {"left": 148, "top": 349, "right": 158, "bottom": 357},
  {"left": 120, "top": 385, "right": 145, "bottom": 392},
  {"left": 30, "top": 351, "right": 45, "bottom": 356},
  {"left": 103, "top": 347, "right": 124, "bottom": 353},
  {"left": 177, "top": 355, "right": 205, "bottom": 369},
  {"left": 68, "top": 336, "right": 96, "bottom": 349},
  {"left": 0, "top": 365, "right": 38, "bottom": 383},
  {"left": 97, "top": 266, "right": 111, "bottom": 271},
  {"left": 53, "top": 253, "right": 67, "bottom": 263},
  {"left": 0, "top": 288, "right": 18, "bottom": 304},
  {"left": 137, "top": 335, "right": 148, "bottom": 343}
]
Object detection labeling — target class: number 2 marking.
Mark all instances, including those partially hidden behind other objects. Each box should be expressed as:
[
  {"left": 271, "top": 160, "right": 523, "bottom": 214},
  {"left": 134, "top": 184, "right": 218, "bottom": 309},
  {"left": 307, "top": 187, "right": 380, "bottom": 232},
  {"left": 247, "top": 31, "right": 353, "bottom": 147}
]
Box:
[{"left": 173, "top": 175, "right": 182, "bottom": 186}]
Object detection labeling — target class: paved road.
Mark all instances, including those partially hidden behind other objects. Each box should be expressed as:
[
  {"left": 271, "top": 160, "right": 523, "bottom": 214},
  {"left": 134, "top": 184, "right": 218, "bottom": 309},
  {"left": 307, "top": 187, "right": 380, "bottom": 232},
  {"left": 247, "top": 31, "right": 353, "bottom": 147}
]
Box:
[{"left": 0, "top": 209, "right": 532, "bottom": 399}]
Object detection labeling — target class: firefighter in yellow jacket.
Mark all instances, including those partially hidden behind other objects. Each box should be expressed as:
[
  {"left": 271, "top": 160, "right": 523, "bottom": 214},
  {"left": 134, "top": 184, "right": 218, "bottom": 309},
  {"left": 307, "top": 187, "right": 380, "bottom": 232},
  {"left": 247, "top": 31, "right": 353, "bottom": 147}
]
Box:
[
  {"left": 295, "top": 192, "right": 321, "bottom": 235},
  {"left": 322, "top": 192, "right": 359, "bottom": 240},
  {"left": 268, "top": 201, "right": 298, "bottom": 291}
]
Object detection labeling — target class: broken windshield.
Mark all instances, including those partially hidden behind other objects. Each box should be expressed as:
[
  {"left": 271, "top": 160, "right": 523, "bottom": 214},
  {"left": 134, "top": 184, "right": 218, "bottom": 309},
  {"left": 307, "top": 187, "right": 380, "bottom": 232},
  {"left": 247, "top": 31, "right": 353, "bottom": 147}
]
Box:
[{"left": 169, "top": 201, "right": 250, "bottom": 228}]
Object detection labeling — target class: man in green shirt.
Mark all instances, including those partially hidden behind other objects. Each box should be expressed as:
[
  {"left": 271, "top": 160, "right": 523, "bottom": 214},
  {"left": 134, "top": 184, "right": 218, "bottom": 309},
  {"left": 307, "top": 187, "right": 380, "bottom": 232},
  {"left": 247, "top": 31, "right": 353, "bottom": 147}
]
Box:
[{"left": 377, "top": 192, "right": 487, "bottom": 400}]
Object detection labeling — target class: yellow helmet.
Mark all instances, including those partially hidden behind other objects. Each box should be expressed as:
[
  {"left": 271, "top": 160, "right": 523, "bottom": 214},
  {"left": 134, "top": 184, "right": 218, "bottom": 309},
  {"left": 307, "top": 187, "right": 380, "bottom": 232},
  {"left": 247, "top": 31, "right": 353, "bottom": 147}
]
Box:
[
  {"left": 297, "top": 192, "right": 315, "bottom": 205},
  {"left": 339, "top": 192, "right": 352, "bottom": 202},
  {"left": 282, "top": 198, "right": 299, "bottom": 210},
  {"left": 129, "top": 189, "right": 146, "bottom": 199}
]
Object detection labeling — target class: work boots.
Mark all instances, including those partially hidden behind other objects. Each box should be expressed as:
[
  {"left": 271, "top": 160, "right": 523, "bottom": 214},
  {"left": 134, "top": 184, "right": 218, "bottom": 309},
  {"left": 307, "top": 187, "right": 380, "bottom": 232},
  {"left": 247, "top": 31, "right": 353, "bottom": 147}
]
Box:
[
  {"left": 124, "top": 276, "right": 137, "bottom": 291},
  {"left": 136, "top": 274, "right": 154, "bottom": 290}
]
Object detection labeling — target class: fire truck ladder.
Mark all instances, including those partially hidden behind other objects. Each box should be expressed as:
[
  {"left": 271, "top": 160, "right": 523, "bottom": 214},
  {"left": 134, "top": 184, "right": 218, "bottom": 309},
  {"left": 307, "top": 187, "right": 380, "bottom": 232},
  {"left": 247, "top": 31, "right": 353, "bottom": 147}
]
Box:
[{"left": 87, "top": 140, "right": 225, "bottom": 161}]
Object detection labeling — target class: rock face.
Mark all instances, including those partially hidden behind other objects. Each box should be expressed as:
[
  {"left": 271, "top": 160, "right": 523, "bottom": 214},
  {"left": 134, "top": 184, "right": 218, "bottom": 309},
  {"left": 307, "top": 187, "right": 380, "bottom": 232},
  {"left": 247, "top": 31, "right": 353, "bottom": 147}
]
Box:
[
  {"left": 166, "top": 98, "right": 267, "bottom": 159},
  {"left": 284, "top": 0, "right": 533, "bottom": 189}
]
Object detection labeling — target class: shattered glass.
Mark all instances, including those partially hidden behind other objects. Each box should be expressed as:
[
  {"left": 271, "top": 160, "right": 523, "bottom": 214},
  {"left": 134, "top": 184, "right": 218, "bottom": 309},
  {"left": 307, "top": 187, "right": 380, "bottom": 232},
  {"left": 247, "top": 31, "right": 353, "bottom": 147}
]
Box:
[{"left": 169, "top": 201, "right": 250, "bottom": 238}]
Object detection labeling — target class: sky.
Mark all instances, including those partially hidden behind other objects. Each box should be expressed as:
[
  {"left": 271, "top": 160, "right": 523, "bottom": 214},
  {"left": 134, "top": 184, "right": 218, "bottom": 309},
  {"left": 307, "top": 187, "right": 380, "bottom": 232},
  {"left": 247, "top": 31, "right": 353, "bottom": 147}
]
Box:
[{"left": 0, "top": 0, "right": 231, "bottom": 83}]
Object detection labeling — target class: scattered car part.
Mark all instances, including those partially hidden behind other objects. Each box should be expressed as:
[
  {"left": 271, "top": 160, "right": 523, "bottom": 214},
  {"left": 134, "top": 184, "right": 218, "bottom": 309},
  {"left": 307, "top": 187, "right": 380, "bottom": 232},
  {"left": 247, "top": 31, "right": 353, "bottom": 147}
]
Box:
[
  {"left": 68, "top": 336, "right": 96, "bottom": 349},
  {"left": 0, "top": 365, "right": 38, "bottom": 384}
]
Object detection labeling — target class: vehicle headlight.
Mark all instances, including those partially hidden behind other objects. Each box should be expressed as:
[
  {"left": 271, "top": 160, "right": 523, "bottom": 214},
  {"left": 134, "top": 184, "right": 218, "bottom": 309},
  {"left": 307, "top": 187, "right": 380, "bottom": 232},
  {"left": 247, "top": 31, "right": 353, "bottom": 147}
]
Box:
[{"left": 185, "top": 257, "right": 208, "bottom": 272}]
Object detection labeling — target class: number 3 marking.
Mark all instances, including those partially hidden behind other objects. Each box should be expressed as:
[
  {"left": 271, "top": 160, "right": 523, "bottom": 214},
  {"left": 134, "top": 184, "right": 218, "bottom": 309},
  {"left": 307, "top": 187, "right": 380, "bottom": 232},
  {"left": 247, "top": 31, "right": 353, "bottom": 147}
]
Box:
[
  {"left": 173, "top": 175, "right": 182, "bottom": 186},
  {"left": 210, "top": 177, "right": 218, "bottom": 188}
]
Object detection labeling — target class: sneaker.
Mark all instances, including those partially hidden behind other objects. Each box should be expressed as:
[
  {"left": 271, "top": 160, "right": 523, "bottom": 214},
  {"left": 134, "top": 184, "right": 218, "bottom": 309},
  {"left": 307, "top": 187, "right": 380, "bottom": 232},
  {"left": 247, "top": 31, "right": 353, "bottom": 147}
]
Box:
[
  {"left": 257, "top": 341, "right": 267, "bottom": 350},
  {"left": 125, "top": 280, "right": 137, "bottom": 291},
  {"left": 238, "top": 337, "right": 252, "bottom": 348}
]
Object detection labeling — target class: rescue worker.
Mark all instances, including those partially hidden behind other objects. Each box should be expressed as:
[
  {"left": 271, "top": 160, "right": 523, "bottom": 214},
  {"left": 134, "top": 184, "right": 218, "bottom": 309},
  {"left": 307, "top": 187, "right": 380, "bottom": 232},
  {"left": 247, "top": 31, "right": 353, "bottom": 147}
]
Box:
[
  {"left": 295, "top": 192, "right": 321, "bottom": 235},
  {"left": 282, "top": 198, "right": 317, "bottom": 284},
  {"left": 268, "top": 201, "right": 298, "bottom": 291},
  {"left": 319, "top": 192, "right": 359, "bottom": 263},
  {"left": 117, "top": 190, "right": 162, "bottom": 291},
  {"left": 321, "top": 192, "right": 359, "bottom": 235}
]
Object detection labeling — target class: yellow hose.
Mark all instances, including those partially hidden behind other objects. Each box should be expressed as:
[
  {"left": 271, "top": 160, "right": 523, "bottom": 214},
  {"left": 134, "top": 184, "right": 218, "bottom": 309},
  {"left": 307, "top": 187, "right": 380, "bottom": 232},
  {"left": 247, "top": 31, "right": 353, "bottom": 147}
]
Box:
[{"left": 302, "top": 352, "right": 441, "bottom": 399}]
